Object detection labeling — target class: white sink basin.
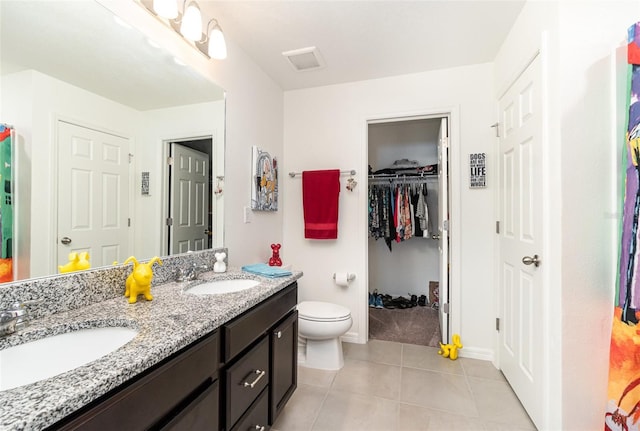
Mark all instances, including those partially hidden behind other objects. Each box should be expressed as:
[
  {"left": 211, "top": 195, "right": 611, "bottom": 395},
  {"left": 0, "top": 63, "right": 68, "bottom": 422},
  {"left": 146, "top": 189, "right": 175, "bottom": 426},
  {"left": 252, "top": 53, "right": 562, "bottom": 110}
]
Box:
[
  {"left": 0, "top": 326, "right": 137, "bottom": 391},
  {"left": 187, "top": 279, "right": 260, "bottom": 295}
]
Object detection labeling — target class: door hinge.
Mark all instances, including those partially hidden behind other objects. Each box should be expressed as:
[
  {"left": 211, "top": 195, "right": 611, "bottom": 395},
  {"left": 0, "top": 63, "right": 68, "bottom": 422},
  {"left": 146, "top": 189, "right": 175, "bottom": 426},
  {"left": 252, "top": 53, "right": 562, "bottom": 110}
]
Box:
[
  {"left": 167, "top": 156, "right": 174, "bottom": 166},
  {"left": 128, "top": 218, "right": 131, "bottom": 227},
  {"left": 496, "top": 221, "right": 500, "bottom": 234},
  {"left": 443, "top": 220, "right": 449, "bottom": 231},
  {"left": 490, "top": 122, "right": 500, "bottom": 137},
  {"left": 496, "top": 317, "right": 500, "bottom": 331},
  {"left": 440, "top": 136, "right": 449, "bottom": 148},
  {"left": 443, "top": 303, "right": 449, "bottom": 314},
  {"left": 166, "top": 217, "right": 173, "bottom": 226},
  {"left": 128, "top": 153, "right": 134, "bottom": 163}
]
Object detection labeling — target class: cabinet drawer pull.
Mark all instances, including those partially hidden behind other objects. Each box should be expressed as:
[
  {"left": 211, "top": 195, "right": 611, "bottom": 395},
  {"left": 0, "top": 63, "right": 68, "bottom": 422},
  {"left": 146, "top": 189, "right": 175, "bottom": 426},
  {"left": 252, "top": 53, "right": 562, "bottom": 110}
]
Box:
[
  {"left": 254, "top": 426, "right": 265, "bottom": 431},
  {"left": 243, "top": 369, "right": 265, "bottom": 388},
  {"left": 276, "top": 330, "right": 282, "bottom": 339}
]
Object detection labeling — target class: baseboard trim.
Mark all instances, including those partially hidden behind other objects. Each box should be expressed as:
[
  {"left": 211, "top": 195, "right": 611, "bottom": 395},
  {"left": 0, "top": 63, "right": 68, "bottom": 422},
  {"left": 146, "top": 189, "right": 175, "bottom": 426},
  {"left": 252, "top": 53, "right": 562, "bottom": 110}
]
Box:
[
  {"left": 341, "top": 332, "right": 362, "bottom": 344},
  {"left": 457, "top": 346, "right": 494, "bottom": 361}
]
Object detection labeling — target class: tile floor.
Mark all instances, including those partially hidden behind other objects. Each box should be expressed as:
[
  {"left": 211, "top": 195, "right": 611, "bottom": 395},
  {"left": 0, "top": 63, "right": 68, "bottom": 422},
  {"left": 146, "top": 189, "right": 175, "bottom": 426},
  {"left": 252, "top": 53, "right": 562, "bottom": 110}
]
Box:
[{"left": 272, "top": 340, "right": 537, "bottom": 431}]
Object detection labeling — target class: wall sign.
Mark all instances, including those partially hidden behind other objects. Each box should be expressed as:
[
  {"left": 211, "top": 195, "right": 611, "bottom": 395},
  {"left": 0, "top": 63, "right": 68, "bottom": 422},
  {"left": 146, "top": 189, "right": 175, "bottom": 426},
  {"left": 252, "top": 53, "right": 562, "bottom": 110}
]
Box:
[
  {"left": 141, "top": 171, "right": 150, "bottom": 195},
  {"left": 469, "top": 153, "right": 486, "bottom": 188}
]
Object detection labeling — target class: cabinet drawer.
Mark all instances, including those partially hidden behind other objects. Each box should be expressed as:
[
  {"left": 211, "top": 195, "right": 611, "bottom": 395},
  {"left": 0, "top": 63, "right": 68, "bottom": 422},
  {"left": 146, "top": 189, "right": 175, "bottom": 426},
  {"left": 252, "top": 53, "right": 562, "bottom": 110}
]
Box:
[
  {"left": 223, "top": 282, "right": 297, "bottom": 361},
  {"left": 161, "top": 379, "right": 219, "bottom": 431},
  {"left": 231, "top": 387, "right": 269, "bottom": 431},
  {"left": 226, "top": 336, "right": 269, "bottom": 429},
  {"left": 55, "top": 331, "right": 219, "bottom": 430}
]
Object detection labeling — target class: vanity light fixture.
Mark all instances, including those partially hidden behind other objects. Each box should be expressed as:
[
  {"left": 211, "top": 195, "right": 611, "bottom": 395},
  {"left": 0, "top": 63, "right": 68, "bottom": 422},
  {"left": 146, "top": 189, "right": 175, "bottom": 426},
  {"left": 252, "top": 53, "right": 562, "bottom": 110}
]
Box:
[
  {"left": 152, "top": 0, "right": 178, "bottom": 19},
  {"left": 179, "top": 1, "right": 202, "bottom": 42},
  {"left": 142, "top": 0, "right": 227, "bottom": 60},
  {"left": 204, "top": 19, "right": 227, "bottom": 60}
]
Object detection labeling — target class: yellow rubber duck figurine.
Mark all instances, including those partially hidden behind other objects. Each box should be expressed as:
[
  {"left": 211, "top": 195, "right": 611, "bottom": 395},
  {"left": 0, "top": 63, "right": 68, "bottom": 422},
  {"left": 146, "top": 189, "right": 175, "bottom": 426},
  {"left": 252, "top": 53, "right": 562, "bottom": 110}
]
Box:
[
  {"left": 124, "top": 256, "right": 163, "bottom": 304},
  {"left": 438, "top": 333, "right": 463, "bottom": 360},
  {"left": 59, "top": 251, "right": 91, "bottom": 273}
]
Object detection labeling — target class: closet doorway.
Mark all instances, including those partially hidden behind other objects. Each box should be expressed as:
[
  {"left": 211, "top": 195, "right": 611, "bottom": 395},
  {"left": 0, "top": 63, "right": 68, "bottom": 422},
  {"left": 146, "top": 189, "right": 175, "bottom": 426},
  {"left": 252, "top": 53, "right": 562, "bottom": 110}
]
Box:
[{"left": 366, "top": 114, "right": 450, "bottom": 346}]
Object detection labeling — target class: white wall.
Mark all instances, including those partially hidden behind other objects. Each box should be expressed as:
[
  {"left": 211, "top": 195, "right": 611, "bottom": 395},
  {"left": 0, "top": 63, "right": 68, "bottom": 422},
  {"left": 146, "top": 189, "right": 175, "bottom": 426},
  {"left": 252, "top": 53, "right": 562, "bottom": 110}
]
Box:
[
  {"left": 99, "top": 1, "right": 285, "bottom": 267},
  {"left": 494, "top": 1, "right": 640, "bottom": 429},
  {"left": 138, "top": 101, "right": 225, "bottom": 259},
  {"left": 283, "top": 63, "right": 496, "bottom": 355}
]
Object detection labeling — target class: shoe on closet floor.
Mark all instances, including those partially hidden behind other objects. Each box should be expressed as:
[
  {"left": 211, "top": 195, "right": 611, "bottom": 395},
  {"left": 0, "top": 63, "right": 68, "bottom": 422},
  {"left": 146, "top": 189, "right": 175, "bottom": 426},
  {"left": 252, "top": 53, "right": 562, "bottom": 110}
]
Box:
[
  {"left": 418, "top": 295, "right": 427, "bottom": 306},
  {"left": 375, "top": 294, "right": 384, "bottom": 309},
  {"left": 369, "top": 292, "right": 375, "bottom": 308}
]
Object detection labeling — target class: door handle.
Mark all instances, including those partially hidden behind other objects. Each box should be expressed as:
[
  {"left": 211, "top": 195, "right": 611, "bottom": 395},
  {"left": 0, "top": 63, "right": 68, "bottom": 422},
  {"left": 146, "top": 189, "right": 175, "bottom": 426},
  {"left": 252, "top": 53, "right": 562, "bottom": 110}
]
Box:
[
  {"left": 522, "top": 254, "right": 540, "bottom": 267},
  {"left": 60, "top": 237, "right": 72, "bottom": 245},
  {"left": 431, "top": 234, "right": 440, "bottom": 240}
]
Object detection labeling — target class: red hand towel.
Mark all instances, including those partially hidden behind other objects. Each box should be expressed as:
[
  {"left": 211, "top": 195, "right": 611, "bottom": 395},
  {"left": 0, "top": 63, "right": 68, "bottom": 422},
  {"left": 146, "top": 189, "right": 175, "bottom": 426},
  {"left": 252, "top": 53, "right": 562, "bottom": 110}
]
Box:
[{"left": 302, "top": 169, "right": 340, "bottom": 239}]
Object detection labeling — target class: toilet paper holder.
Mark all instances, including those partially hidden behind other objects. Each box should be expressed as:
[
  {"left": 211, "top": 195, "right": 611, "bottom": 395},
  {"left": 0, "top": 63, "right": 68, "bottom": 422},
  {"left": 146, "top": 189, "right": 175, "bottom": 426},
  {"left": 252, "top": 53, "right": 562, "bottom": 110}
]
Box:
[{"left": 332, "top": 273, "right": 356, "bottom": 282}]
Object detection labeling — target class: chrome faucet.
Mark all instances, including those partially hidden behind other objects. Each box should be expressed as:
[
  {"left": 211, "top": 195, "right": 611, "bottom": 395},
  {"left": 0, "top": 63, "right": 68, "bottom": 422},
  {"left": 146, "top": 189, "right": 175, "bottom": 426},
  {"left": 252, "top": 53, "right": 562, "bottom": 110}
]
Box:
[
  {"left": 0, "top": 311, "right": 18, "bottom": 337},
  {"left": 176, "top": 263, "right": 208, "bottom": 282},
  {"left": 0, "top": 300, "right": 42, "bottom": 336}
]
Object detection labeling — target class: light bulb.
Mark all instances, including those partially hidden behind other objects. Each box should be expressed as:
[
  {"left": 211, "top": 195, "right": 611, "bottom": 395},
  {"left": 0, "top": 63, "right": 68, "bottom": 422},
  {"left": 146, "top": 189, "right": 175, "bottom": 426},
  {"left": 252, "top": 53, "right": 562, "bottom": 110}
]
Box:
[
  {"left": 208, "top": 26, "right": 227, "bottom": 59},
  {"left": 180, "top": 2, "right": 203, "bottom": 42},
  {"left": 153, "top": 0, "right": 178, "bottom": 19}
]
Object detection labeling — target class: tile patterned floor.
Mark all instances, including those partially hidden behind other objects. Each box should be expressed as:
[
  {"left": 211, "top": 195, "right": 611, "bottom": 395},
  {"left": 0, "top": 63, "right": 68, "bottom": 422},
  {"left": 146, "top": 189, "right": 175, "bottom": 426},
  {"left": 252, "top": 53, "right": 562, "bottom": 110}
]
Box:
[{"left": 272, "top": 340, "right": 537, "bottom": 431}]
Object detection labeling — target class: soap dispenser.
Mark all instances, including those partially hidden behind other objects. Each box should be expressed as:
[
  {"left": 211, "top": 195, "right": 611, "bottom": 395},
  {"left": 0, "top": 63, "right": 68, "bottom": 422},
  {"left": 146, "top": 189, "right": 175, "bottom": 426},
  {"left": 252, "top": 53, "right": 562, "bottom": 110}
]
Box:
[{"left": 213, "top": 252, "right": 227, "bottom": 273}]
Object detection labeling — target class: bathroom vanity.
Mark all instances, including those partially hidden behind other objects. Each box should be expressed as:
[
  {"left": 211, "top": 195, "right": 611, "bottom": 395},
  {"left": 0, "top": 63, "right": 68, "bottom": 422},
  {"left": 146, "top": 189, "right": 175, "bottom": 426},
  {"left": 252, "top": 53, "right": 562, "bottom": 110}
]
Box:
[
  {"left": 54, "top": 282, "right": 297, "bottom": 430},
  {"left": 0, "top": 257, "right": 301, "bottom": 431}
]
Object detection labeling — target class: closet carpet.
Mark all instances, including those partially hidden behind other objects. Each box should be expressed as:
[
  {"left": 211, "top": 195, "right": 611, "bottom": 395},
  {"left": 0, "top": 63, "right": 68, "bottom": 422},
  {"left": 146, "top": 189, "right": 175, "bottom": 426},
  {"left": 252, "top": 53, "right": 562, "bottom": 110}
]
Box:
[{"left": 369, "top": 306, "right": 441, "bottom": 347}]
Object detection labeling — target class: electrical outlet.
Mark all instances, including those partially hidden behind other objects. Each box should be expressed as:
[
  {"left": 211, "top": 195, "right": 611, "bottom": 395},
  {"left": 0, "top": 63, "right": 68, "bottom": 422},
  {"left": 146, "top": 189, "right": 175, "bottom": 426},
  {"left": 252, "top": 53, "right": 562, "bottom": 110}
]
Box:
[{"left": 243, "top": 206, "right": 251, "bottom": 223}]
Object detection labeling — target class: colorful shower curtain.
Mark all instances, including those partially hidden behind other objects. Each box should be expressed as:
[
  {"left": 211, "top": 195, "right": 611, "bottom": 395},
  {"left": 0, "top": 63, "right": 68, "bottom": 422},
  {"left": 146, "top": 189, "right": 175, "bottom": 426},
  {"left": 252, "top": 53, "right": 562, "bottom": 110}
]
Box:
[
  {"left": 0, "top": 125, "right": 13, "bottom": 283},
  {"left": 606, "top": 22, "right": 640, "bottom": 431}
]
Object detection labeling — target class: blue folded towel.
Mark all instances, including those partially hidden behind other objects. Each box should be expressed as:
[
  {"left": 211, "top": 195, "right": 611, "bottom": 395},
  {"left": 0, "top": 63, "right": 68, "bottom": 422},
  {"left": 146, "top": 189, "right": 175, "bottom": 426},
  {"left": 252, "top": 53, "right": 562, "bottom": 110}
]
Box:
[{"left": 241, "top": 263, "right": 292, "bottom": 278}]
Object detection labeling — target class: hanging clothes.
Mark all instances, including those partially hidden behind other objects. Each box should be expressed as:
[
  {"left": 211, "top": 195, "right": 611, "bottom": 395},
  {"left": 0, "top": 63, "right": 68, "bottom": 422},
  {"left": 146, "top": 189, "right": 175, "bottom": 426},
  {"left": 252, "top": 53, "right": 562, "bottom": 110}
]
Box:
[{"left": 368, "top": 179, "right": 432, "bottom": 252}]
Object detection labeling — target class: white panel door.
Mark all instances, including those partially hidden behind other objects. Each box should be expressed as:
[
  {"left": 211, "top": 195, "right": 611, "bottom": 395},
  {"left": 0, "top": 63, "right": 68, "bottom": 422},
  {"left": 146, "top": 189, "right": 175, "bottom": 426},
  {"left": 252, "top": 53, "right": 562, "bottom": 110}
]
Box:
[
  {"left": 498, "top": 54, "right": 543, "bottom": 428},
  {"left": 169, "top": 144, "right": 209, "bottom": 254},
  {"left": 57, "top": 121, "right": 130, "bottom": 269},
  {"left": 438, "top": 117, "right": 449, "bottom": 343}
]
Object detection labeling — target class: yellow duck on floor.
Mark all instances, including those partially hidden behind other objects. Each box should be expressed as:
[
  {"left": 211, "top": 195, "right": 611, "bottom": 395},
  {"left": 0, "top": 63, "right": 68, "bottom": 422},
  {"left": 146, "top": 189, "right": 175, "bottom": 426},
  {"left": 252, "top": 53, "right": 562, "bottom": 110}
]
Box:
[
  {"left": 438, "top": 333, "right": 463, "bottom": 360},
  {"left": 124, "top": 256, "right": 163, "bottom": 304}
]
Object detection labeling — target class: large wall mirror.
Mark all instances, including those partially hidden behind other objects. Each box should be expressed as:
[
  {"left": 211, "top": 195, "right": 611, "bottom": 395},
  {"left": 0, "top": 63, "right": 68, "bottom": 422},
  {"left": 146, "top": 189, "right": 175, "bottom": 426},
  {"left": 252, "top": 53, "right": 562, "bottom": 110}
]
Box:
[{"left": 0, "top": 0, "right": 226, "bottom": 282}]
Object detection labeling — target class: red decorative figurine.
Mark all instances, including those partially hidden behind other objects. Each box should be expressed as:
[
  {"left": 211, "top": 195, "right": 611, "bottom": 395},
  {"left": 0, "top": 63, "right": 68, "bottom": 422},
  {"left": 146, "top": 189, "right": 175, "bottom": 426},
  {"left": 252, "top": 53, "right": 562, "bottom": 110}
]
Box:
[{"left": 269, "top": 243, "right": 282, "bottom": 266}]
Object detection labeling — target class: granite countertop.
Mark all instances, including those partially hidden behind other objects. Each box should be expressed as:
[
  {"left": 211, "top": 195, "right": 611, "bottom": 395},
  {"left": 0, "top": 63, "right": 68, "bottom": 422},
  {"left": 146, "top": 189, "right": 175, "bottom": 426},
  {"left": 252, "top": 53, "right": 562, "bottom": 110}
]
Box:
[{"left": 0, "top": 268, "right": 302, "bottom": 431}]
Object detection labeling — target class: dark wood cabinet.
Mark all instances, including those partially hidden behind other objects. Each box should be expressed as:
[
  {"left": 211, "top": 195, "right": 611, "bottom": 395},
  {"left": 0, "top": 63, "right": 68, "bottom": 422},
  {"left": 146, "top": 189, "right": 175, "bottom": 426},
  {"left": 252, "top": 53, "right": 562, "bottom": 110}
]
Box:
[
  {"left": 225, "top": 336, "right": 269, "bottom": 429},
  {"left": 50, "top": 281, "right": 298, "bottom": 431},
  {"left": 52, "top": 331, "right": 220, "bottom": 431},
  {"left": 221, "top": 282, "right": 298, "bottom": 430},
  {"left": 270, "top": 310, "right": 298, "bottom": 424},
  {"left": 160, "top": 379, "right": 219, "bottom": 431},
  {"left": 231, "top": 388, "right": 269, "bottom": 431}
]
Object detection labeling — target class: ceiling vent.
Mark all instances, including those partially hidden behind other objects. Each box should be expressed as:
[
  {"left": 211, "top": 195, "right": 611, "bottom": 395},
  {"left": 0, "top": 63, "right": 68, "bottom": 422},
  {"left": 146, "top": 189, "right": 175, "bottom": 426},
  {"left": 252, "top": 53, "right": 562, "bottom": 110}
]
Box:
[{"left": 282, "top": 46, "right": 325, "bottom": 72}]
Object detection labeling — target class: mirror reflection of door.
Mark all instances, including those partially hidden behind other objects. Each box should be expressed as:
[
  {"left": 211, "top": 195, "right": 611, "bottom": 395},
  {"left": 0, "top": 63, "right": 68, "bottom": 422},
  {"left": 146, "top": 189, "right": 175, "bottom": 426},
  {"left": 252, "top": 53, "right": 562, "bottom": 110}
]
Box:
[
  {"left": 168, "top": 141, "right": 211, "bottom": 255},
  {"left": 57, "top": 121, "right": 131, "bottom": 270}
]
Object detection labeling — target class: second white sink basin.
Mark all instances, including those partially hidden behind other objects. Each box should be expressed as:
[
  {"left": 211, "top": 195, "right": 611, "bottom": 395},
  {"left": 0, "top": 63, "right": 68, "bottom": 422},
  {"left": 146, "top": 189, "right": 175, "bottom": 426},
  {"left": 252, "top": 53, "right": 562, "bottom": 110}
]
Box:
[
  {"left": 0, "top": 326, "right": 137, "bottom": 391},
  {"left": 187, "top": 279, "right": 260, "bottom": 295}
]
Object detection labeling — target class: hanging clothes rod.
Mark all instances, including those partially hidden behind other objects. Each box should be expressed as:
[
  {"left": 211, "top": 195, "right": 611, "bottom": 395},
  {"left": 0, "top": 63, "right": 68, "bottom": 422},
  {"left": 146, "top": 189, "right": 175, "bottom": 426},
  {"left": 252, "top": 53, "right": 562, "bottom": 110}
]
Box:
[{"left": 289, "top": 169, "right": 356, "bottom": 178}]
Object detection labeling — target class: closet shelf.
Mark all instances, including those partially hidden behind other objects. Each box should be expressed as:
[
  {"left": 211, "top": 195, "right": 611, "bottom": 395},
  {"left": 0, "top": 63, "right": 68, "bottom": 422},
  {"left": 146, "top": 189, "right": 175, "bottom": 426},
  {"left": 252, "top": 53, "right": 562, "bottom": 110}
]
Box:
[{"left": 368, "top": 173, "right": 438, "bottom": 184}]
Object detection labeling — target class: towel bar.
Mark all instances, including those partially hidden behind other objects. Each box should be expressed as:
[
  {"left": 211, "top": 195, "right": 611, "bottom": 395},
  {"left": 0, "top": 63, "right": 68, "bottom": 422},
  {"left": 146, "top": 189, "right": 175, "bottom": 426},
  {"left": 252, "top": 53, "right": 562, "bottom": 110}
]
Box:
[{"left": 289, "top": 170, "right": 356, "bottom": 178}]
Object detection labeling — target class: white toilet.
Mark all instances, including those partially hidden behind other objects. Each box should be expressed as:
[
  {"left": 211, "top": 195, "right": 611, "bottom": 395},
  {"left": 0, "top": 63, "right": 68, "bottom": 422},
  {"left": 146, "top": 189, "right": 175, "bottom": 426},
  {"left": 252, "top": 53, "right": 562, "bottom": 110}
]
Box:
[{"left": 297, "top": 301, "right": 352, "bottom": 370}]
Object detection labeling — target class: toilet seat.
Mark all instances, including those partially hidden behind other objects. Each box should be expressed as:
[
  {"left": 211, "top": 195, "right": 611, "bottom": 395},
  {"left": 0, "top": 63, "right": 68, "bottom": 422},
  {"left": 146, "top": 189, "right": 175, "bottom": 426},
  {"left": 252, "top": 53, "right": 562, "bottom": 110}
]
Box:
[{"left": 298, "top": 301, "right": 351, "bottom": 322}]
